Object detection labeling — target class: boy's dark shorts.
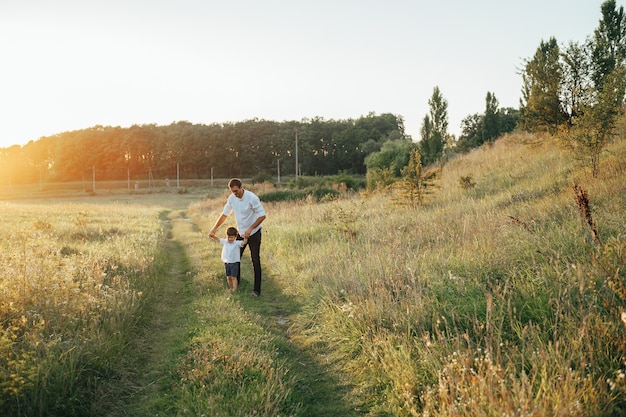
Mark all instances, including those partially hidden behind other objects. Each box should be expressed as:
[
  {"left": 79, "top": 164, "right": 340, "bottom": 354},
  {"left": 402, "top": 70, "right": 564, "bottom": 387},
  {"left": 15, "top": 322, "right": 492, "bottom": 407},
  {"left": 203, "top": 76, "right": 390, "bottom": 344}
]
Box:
[{"left": 225, "top": 262, "right": 240, "bottom": 277}]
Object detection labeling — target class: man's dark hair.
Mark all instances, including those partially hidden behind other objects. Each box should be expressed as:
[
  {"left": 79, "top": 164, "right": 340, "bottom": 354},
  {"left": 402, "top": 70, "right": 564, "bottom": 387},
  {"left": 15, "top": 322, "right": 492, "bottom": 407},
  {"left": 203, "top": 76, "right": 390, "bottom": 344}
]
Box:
[{"left": 228, "top": 178, "right": 242, "bottom": 188}]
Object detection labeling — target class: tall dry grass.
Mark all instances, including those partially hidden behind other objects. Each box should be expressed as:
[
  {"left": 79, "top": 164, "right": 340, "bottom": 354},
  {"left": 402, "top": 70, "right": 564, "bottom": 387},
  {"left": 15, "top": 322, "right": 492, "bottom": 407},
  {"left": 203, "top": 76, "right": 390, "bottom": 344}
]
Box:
[
  {"left": 0, "top": 202, "right": 164, "bottom": 416},
  {"left": 259, "top": 133, "right": 626, "bottom": 415}
]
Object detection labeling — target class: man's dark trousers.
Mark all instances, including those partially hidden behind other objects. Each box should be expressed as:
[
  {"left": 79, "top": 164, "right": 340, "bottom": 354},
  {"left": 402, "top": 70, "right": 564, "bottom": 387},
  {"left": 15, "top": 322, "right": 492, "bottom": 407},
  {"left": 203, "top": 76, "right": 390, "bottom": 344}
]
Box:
[{"left": 238, "top": 229, "right": 262, "bottom": 294}]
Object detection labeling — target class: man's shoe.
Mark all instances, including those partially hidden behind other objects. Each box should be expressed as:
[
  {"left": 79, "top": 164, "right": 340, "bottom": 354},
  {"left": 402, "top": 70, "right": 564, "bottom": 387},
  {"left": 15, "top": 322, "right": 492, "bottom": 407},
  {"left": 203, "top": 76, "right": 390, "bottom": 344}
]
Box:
[{"left": 251, "top": 291, "right": 260, "bottom": 297}]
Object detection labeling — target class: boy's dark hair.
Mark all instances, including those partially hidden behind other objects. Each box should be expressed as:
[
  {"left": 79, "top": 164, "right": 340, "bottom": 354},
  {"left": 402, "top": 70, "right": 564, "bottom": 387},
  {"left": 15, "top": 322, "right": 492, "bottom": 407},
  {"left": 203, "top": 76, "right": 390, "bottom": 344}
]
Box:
[
  {"left": 226, "top": 226, "right": 238, "bottom": 237},
  {"left": 228, "top": 178, "right": 242, "bottom": 188}
]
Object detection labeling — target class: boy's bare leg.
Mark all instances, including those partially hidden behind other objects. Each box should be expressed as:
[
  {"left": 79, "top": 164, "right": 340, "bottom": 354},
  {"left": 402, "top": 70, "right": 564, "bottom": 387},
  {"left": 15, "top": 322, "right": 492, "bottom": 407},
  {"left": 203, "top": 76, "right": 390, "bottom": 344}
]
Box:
[
  {"left": 227, "top": 276, "right": 233, "bottom": 290},
  {"left": 230, "top": 276, "right": 238, "bottom": 291}
]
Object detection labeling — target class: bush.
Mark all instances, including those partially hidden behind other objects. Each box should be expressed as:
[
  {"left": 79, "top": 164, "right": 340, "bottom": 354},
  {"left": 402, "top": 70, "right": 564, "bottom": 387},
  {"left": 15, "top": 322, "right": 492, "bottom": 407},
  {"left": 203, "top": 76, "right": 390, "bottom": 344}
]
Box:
[
  {"left": 332, "top": 173, "right": 366, "bottom": 191},
  {"left": 311, "top": 187, "right": 341, "bottom": 201},
  {"left": 285, "top": 176, "right": 324, "bottom": 189},
  {"left": 260, "top": 187, "right": 341, "bottom": 203},
  {"left": 259, "top": 190, "right": 308, "bottom": 203},
  {"left": 250, "top": 172, "right": 274, "bottom": 184},
  {"left": 284, "top": 174, "right": 365, "bottom": 192},
  {"left": 458, "top": 175, "right": 476, "bottom": 189}
]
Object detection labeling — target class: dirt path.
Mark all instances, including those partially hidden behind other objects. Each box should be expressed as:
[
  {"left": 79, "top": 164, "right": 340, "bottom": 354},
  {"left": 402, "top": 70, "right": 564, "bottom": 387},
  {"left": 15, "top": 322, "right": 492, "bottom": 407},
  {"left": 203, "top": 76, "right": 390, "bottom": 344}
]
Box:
[
  {"left": 102, "top": 212, "right": 195, "bottom": 416},
  {"left": 245, "top": 276, "right": 361, "bottom": 416},
  {"left": 108, "top": 210, "right": 360, "bottom": 416}
]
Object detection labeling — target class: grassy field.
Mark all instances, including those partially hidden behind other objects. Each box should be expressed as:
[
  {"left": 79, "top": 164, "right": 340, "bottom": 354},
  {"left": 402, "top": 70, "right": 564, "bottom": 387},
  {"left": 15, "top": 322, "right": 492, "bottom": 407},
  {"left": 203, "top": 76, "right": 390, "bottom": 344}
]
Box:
[
  {"left": 1, "top": 132, "right": 625, "bottom": 416},
  {"left": 0, "top": 200, "right": 167, "bottom": 415}
]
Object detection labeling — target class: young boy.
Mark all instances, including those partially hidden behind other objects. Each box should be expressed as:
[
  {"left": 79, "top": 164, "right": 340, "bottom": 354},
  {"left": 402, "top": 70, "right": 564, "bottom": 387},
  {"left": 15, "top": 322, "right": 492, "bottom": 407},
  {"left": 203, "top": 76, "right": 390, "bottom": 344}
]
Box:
[{"left": 209, "top": 226, "right": 248, "bottom": 291}]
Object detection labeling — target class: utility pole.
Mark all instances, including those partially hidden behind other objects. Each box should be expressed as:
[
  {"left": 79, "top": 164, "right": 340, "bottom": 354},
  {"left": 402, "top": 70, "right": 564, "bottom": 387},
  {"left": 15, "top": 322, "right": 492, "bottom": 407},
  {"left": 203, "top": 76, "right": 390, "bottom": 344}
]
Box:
[{"left": 295, "top": 128, "right": 298, "bottom": 179}]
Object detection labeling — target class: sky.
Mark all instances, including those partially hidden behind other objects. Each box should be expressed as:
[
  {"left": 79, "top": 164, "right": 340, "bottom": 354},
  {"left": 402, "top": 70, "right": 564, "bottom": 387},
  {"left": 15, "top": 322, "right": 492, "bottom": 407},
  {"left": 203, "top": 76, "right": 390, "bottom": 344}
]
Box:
[{"left": 0, "top": 0, "right": 617, "bottom": 149}]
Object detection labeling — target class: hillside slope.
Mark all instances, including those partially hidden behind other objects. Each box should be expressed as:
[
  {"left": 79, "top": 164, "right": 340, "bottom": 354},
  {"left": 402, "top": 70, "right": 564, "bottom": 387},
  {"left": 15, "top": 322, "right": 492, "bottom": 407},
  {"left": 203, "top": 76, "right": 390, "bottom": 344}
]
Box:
[{"left": 249, "top": 131, "right": 626, "bottom": 415}]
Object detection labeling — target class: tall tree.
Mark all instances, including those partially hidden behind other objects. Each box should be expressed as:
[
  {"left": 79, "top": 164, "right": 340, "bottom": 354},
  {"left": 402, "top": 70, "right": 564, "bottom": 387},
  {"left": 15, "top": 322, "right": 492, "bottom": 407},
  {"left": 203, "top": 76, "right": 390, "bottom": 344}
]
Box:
[
  {"left": 483, "top": 92, "right": 500, "bottom": 142},
  {"left": 521, "top": 37, "right": 568, "bottom": 133},
  {"left": 498, "top": 108, "right": 520, "bottom": 135},
  {"left": 457, "top": 113, "right": 483, "bottom": 151},
  {"left": 419, "top": 86, "right": 449, "bottom": 165},
  {"left": 591, "top": 0, "right": 626, "bottom": 90},
  {"left": 0, "top": 145, "right": 26, "bottom": 186},
  {"left": 419, "top": 114, "right": 434, "bottom": 162},
  {"left": 561, "top": 40, "right": 593, "bottom": 123}
]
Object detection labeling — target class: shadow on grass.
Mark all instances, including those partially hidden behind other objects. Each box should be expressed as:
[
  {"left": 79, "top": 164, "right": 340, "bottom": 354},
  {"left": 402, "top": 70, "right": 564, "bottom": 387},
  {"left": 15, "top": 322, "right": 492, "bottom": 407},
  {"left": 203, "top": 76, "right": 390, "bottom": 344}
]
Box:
[{"left": 235, "top": 258, "right": 363, "bottom": 417}]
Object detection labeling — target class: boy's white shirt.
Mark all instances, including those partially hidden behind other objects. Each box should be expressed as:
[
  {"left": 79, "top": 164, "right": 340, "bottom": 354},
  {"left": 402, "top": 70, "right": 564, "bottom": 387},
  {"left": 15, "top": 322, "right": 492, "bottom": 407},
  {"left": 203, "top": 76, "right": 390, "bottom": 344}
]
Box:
[{"left": 219, "top": 238, "right": 245, "bottom": 263}]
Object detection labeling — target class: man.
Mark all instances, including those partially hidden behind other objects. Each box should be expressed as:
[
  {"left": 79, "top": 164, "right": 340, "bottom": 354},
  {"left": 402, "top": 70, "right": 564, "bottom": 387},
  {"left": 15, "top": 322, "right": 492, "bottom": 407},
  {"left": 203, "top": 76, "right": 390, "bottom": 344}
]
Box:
[{"left": 209, "top": 178, "right": 266, "bottom": 297}]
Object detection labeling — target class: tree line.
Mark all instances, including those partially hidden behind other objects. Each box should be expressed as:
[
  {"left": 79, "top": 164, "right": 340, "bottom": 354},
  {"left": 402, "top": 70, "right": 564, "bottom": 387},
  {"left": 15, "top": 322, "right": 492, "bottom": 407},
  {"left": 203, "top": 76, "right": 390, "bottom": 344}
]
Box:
[
  {"left": 0, "top": 113, "right": 406, "bottom": 186},
  {"left": 0, "top": 93, "right": 521, "bottom": 188}
]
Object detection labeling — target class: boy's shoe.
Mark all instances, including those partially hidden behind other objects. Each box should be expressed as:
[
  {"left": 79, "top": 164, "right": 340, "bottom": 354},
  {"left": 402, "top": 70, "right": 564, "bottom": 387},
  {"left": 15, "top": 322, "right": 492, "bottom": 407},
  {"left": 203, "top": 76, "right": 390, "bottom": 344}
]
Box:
[{"left": 251, "top": 291, "right": 260, "bottom": 297}]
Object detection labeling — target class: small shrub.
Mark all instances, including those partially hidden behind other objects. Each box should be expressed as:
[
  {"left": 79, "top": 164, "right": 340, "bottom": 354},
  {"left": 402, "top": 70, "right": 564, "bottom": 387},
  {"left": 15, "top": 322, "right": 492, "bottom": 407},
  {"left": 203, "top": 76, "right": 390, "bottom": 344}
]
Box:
[
  {"left": 458, "top": 175, "right": 475, "bottom": 189},
  {"left": 394, "top": 149, "right": 439, "bottom": 207},
  {"left": 366, "top": 167, "right": 396, "bottom": 192},
  {"left": 322, "top": 202, "right": 360, "bottom": 238},
  {"left": 311, "top": 187, "right": 341, "bottom": 201}
]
